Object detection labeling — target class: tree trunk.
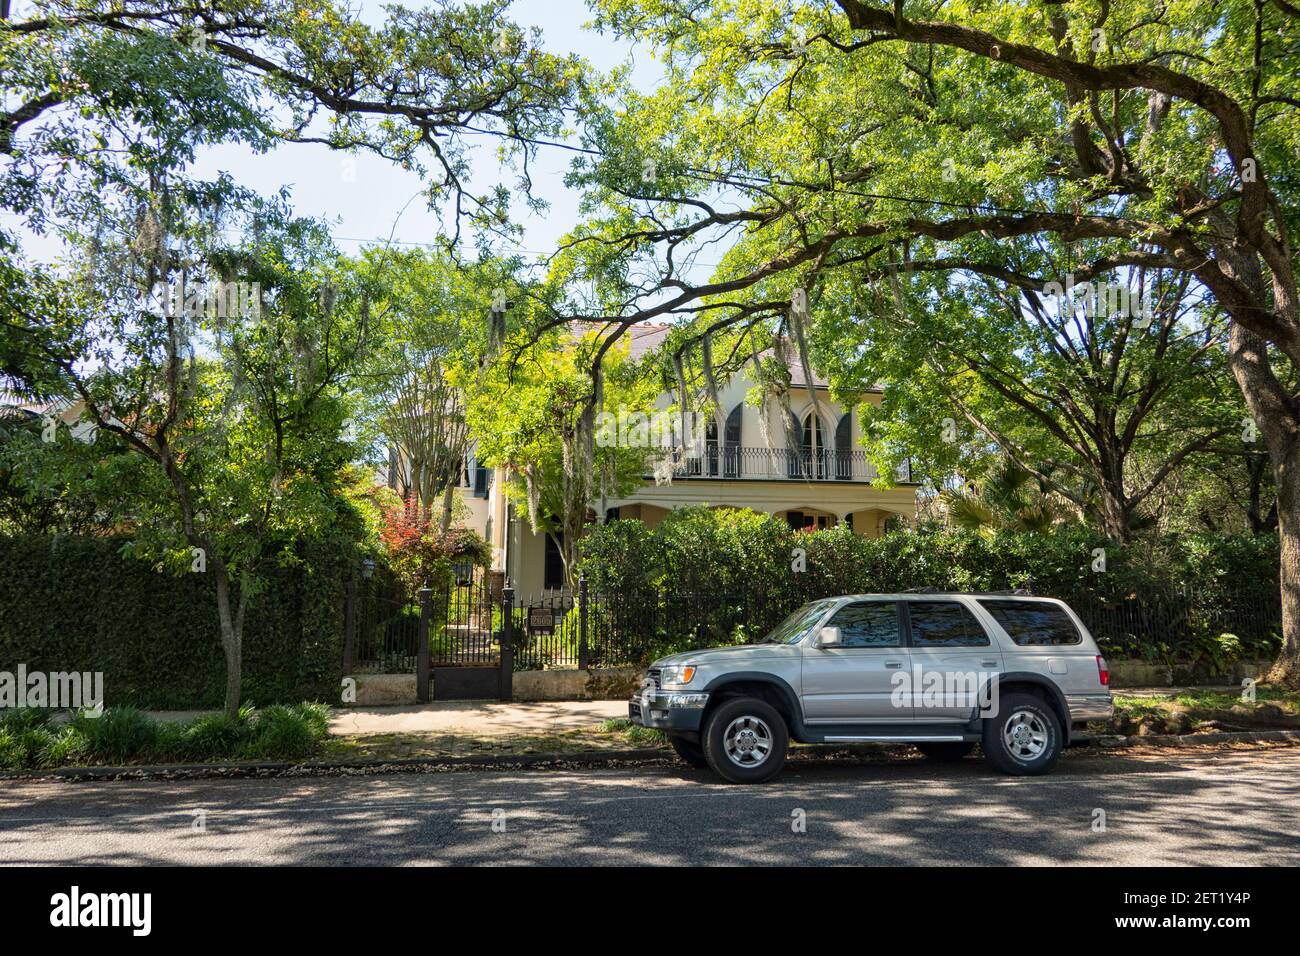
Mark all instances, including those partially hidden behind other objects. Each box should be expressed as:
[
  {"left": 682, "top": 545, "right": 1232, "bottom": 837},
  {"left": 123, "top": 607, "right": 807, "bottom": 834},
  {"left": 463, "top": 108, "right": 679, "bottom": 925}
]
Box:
[
  {"left": 1268, "top": 441, "right": 1300, "bottom": 684},
  {"left": 214, "top": 561, "right": 243, "bottom": 718},
  {"left": 1226, "top": 323, "right": 1300, "bottom": 684},
  {"left": 439, "top": 481, "right": 455, "bottom": 533},
  {"left": 1095, "top": 480, "right": 1132, "bottom": 543}
]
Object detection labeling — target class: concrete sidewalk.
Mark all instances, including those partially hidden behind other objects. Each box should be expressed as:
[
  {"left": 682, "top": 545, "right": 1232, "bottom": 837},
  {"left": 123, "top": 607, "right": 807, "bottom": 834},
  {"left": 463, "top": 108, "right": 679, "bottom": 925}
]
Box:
[
  {"left": 144, "top": 688, "right": 1251, "bottom": 738},
  {"left": 146, "top": 700, "right": 629, "bottom": 737},
  {"left": 328, "top": 700, "right": 628, "bottom": 737}
]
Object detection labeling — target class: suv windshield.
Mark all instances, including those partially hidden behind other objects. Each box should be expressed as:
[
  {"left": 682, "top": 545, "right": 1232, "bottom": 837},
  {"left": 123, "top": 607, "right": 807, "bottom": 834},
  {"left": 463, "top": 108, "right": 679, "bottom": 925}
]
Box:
[{"left": 760, "top": 600, "right": 835, "bottom": 644}]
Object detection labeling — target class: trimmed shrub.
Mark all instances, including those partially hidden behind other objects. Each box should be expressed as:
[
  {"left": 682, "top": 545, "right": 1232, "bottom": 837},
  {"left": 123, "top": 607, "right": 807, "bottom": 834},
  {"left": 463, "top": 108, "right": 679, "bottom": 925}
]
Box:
[
  {"left": 577, "top": 508, "right": 1283, "bottom": 664},
  {"left": 0, "top": 535, "right": 350, "bottom": 708}
]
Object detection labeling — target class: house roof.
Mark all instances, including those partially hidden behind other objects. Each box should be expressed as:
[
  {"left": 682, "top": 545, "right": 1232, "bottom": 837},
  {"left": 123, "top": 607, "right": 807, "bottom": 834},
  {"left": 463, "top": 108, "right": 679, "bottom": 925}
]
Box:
[{"left": 570, "top": 321, "right": 864, "bottom": 390}]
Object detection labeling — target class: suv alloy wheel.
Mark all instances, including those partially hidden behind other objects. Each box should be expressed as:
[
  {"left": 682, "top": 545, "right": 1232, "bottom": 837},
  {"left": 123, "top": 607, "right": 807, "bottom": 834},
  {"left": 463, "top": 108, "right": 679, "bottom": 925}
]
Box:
[
  {"left": 982, "top": 691, "right": 1063, "bottom": 775},
  {"left": 701, "top": 696, "right": 789, "bottom": 784}
]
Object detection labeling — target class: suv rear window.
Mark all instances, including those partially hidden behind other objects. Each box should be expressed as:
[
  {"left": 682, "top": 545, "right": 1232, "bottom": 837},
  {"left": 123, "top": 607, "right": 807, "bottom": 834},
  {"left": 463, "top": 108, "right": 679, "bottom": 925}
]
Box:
[{"left": 979, "top": 600, "right": 1082, "bottom": 646}]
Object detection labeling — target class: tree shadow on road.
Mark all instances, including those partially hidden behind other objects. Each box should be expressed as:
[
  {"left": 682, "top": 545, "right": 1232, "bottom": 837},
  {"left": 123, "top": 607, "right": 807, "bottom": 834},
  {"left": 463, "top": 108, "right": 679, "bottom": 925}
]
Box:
[{"left": 1, "top": 750, "right": 1297, "bottom": 866}]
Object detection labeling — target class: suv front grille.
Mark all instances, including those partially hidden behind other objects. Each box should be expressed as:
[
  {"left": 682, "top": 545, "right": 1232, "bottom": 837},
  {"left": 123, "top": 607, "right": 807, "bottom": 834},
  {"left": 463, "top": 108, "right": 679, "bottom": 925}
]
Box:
[{"left": 644, "top": 668, "right": 661, "bottom": 692}]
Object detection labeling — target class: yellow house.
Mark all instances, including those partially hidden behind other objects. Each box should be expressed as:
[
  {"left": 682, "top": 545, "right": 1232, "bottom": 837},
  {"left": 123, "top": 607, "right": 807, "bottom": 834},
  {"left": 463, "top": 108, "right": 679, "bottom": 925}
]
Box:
[{"left": 408, "top": 325, "right": 918, "bottom": 596}]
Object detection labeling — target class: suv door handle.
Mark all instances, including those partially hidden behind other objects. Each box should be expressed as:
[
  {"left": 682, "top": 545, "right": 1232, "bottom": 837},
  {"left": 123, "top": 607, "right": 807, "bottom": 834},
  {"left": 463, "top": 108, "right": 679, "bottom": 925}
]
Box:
[
  {"left": 981, "top": 661, "right": 997, "bottom": 667},
  {"left": 885, "top": 661, "right": 903, "bottom": 669}
]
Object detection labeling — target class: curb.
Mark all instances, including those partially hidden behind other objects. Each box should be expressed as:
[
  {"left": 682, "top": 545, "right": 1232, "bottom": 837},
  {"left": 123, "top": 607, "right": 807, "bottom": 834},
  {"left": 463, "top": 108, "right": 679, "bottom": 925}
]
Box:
[
  {"left": 1085, "top": 728, "right": 1300, "bottom": 749},
  {"left": 1, "top": 748, "right": 675, "bottom": 783},
  {"left": 5, "top": 730, "right": 1298, "bottom": 783}
]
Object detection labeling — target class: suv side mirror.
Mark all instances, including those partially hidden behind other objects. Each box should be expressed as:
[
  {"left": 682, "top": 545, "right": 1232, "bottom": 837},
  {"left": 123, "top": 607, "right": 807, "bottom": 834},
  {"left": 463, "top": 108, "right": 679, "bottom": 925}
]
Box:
[{"left": 818, "top": 626, "right": 842, "bottom": 647}]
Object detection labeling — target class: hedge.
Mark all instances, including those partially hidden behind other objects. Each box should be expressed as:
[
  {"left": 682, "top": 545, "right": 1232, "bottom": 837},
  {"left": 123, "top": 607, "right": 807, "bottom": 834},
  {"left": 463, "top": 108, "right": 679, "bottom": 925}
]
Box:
[
  {"left": 576, "top": 509, "right": 1284, "bottom": 664},
  {"left": 0, "top": 535, "right": 349, "bottom": 708}
]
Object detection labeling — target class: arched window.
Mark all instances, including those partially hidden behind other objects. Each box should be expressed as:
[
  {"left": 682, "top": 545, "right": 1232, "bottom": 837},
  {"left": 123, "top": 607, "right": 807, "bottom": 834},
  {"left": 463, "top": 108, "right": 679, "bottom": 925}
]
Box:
[
  {"left": 705, "top": 404, "right": 744, "bottom": 477},
  {"left": 835, "top": 412, "right": 852, "bottom": 480},
  {"left": 801, "top": 412, "right": 827, "bottom": 479},
  {"left": 724, "top": 403, "right": 742, "bottom": 477}
]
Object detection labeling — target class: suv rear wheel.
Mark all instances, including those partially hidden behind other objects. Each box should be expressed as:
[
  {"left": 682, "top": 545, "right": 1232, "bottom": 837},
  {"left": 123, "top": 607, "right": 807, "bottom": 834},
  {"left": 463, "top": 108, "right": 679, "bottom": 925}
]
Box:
[
  {"left": 701, "top": 696, "right": 789, "bottom": 784},
  {"left": 668, "top": 734, "right": 709, "bottom": 768},
  {"left": 982, "top": 691, "right": 1063, "bottom": 775},
  {"left": 916, "top": 741, "right": 975, "bottom": 761}
]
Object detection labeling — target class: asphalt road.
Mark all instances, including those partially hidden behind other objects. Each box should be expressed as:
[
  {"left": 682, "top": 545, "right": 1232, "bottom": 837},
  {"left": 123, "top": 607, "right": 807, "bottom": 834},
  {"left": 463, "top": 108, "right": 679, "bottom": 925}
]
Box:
[{"left": 1, "top": 749, "right": 1298, "bottom": 865}]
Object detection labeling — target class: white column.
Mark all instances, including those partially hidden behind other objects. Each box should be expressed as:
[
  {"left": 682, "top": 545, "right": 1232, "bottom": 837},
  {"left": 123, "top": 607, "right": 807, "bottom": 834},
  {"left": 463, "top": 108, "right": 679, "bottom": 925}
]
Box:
[{"left": 487, "top": 467, "right": 508, "bottom": 572}]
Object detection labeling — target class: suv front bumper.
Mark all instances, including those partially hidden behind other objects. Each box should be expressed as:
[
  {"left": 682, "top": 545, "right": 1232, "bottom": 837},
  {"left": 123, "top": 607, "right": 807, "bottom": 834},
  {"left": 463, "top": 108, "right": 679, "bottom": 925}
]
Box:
[
  {"left": 628, "top": 691, "right": 710, "bottom": 732},
  {"left": 1066, "top": 693, "right": 1114, "bottom": 721}
]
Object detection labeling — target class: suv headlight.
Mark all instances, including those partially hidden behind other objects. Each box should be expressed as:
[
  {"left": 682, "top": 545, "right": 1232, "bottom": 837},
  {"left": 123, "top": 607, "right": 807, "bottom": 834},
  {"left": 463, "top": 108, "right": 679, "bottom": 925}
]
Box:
[{"left": 660, "top": 664, "right": 697, "bottom": 686}]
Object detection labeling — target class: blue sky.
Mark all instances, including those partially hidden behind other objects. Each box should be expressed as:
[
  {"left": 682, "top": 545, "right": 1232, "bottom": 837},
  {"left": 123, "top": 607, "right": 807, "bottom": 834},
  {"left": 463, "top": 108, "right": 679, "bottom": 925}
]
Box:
[{"left": 13, "top": 0, "right": 662, "bottom": 269}]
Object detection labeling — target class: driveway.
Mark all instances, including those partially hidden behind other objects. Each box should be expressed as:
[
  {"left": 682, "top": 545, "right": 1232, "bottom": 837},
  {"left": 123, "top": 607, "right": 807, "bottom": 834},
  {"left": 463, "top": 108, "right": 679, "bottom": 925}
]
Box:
[{"left": 1, "top": 749, "right": 1297, "bottom": 865}]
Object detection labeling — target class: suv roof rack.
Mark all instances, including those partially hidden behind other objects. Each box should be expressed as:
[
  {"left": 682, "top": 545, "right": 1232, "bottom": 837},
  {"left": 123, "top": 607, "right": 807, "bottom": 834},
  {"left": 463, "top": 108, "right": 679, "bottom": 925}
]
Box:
[{"left": 900, "top": 587, "right": 1036, "bottom": 596}]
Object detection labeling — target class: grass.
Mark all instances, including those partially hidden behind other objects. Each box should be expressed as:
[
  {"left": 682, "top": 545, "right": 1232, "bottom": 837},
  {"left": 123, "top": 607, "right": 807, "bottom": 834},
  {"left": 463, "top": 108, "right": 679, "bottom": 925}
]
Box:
[
  {"left": 598, "top": 717, "right": 669, "bottom": 747},
  {"left": 0, "top": 702, "right": 333, "bottom": 772},
  {"left": 1107, "top": 686, "right": 1300, "bottom": 735}
]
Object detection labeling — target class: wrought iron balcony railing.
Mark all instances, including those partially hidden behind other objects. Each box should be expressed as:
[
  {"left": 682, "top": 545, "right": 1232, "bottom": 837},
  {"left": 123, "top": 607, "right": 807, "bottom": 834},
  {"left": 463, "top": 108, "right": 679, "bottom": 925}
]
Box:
[{"left": 647, "top": 447, "right": 914, "bottom": 483}]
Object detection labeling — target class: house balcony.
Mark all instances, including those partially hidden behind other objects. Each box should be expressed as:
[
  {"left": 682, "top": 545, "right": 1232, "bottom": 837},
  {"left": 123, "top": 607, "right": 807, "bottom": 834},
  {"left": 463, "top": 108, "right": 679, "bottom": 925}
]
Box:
[{"left": 647, "top": 447, "right": 915, "bottom": 484}]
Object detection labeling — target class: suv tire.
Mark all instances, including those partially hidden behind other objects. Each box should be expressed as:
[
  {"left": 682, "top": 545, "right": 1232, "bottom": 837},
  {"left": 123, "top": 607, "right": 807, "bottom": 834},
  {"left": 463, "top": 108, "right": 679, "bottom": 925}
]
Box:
[
  {"left": 668, "top": 734, "right": 709, "bottom": 768},
  {"left": 983, "top": 691, "right": 1063, "bottom": 775},
  {"left": 916, "top": 741, "right": 975, "bottom": 761},
  {"left": 701, "top": 697, "right": 789, "bottom": 784}
]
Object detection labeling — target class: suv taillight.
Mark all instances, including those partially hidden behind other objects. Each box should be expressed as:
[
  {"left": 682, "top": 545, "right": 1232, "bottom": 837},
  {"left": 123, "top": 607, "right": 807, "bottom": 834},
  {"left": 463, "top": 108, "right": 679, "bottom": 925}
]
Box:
[{"left": 1096, "top": 655, "right": 1109, "bottom": 686}]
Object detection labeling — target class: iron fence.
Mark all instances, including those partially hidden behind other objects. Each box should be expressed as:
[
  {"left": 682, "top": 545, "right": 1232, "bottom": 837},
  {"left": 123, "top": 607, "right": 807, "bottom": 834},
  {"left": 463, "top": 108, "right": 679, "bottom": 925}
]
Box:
[
  {"left": 345, "top": 575, "right": 502, "bottom": 673},
  {"left": 345, "top": 575, "right": 1284, "bottom": 676}
]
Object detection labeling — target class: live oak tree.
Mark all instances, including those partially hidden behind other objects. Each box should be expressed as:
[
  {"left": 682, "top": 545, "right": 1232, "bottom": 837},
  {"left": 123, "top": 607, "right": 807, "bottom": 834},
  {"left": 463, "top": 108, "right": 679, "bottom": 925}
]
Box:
[
  {"left": 564, "top": 0, "right": 1300, "bottom": 680},
  {"left": 8, "top": 185, "right": 371, "bottom": 718},
  {"left": 1, "top": 0, "right": 583, "bottom": 710},
  {"left": 813, "top": 257, "right": 1244, "bottom": 542},
  {"left": 2, "top": 0, "right": 583, "bottom": 411},
  {"left": 1, "top": 0, "right": 582, "bottom": 231}
]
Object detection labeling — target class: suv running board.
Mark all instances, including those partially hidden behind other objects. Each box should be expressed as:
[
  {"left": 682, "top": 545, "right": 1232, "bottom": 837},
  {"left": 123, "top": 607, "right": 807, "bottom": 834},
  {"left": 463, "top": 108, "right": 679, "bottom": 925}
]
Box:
[{"left": 822, "top": 734, "right": 967, "bottom": 743}]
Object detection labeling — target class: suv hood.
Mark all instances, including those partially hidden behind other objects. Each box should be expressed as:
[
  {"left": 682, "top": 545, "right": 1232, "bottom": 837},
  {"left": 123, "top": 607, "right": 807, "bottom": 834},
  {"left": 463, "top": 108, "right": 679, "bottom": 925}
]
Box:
[{"left": 651, "top": 643, "right": 793, "bottom": 668}]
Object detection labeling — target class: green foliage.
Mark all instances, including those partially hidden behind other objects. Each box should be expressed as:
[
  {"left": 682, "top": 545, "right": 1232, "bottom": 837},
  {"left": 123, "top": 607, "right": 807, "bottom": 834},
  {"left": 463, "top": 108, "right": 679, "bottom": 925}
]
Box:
[
  {"left": 578, "top": 507, "right": 1282, "bottom": 663},
  {"left": 248, "top": 704, "right": 320, "bottom": 759},
  {"left": 0, "top": 535, "right": 348, "bottom": 709},
  {"left": 68, "top": 707, "right": 159, "bottom": 764},
  {"left": 0, "top": 702, "right": 331, "bottom": 771},
  {"left": 468, "top": 325, "right": 660, "bottom": 588},
  {"left": 181, "top": 708, "right": 257, "bottom": 761}
]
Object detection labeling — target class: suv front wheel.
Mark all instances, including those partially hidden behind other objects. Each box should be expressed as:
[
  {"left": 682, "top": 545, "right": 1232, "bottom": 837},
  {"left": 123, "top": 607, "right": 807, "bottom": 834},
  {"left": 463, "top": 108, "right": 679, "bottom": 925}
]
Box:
[
  {"left": 982, "top": 692, "right": 1063, "bottom": 775},
  {"left": 701, "top": 697, "right": 789, "bottom": 784}
]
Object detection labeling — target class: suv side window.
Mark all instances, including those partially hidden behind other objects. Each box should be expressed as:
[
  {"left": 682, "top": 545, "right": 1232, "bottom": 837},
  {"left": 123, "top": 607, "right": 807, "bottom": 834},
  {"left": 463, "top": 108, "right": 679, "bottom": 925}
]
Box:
[
  {"left": 826, "top": 602, "right": 901, "bottom": 648},
  {"left": 978, "top": 599, "right": 1082, "bottom": 646},
  {"left": 908, "top": 601, "right": 990, "bottom": 647}
]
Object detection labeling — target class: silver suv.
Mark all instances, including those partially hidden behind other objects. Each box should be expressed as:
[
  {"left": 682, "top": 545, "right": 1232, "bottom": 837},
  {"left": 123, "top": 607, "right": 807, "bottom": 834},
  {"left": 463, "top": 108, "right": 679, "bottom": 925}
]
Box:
[{"left": 628, "top": 592, "right": 1112, "bottom": 783}]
